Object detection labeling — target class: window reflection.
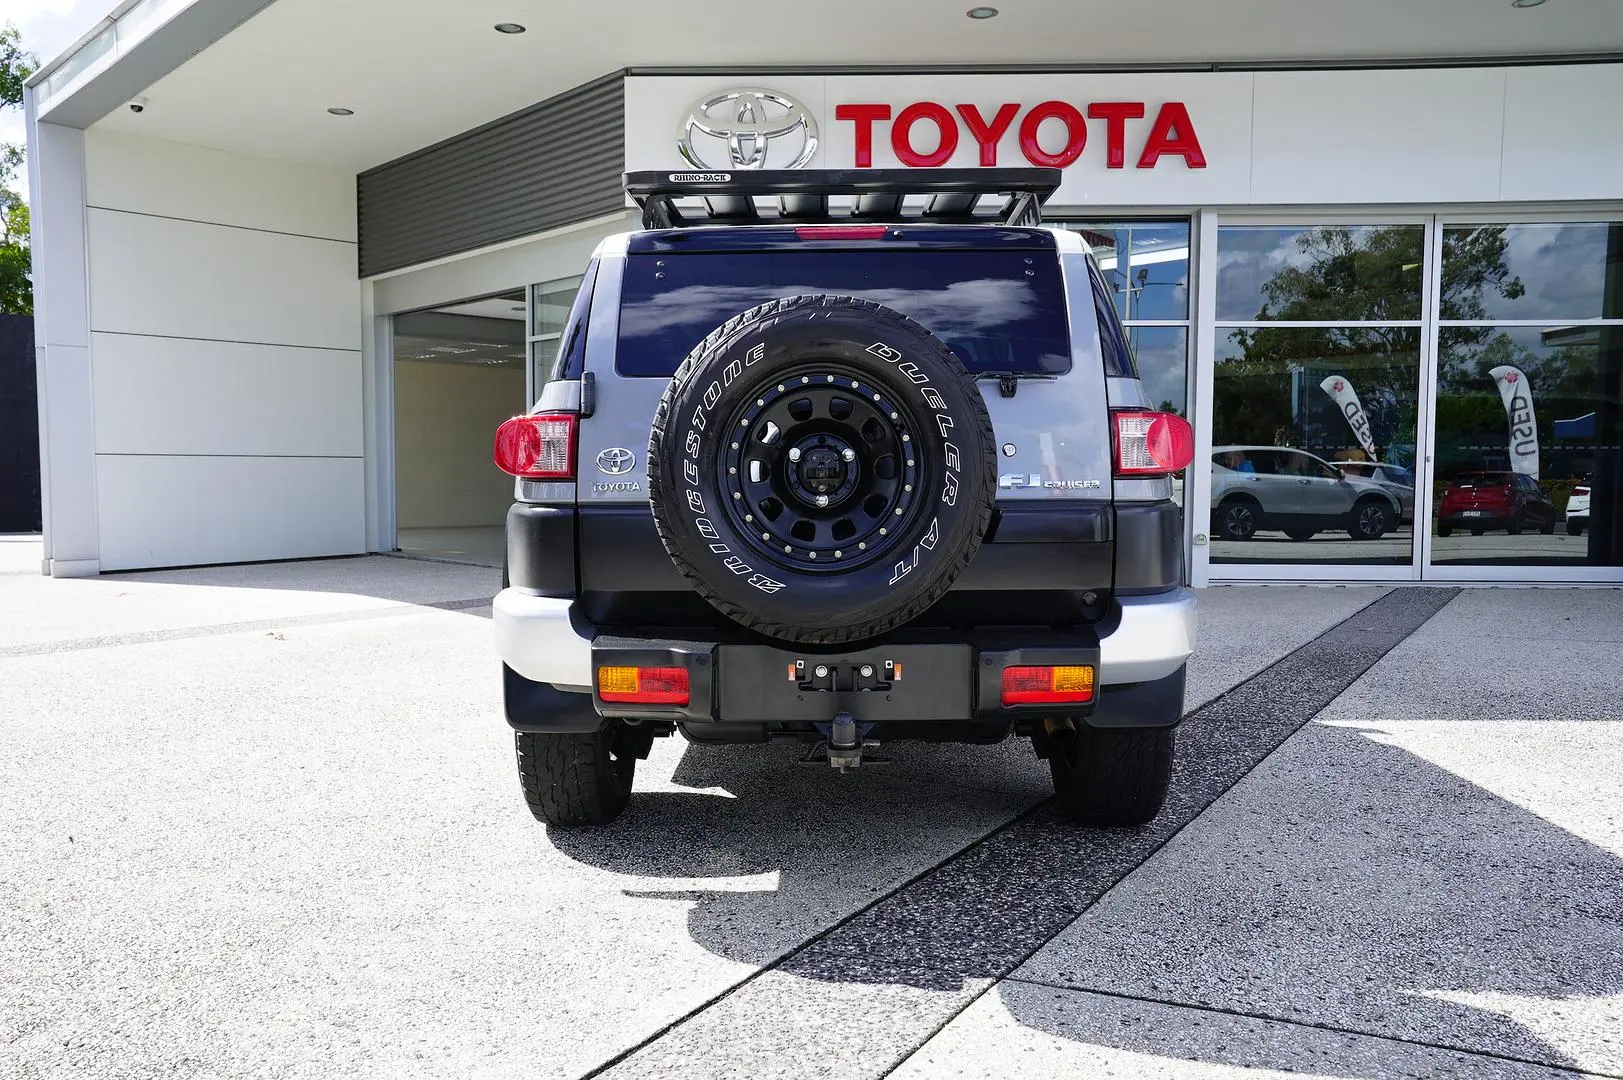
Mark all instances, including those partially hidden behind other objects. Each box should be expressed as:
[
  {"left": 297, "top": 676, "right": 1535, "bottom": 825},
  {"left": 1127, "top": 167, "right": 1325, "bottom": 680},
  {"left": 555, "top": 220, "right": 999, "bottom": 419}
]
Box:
[
  {"left": 1071, "top": 221, "right": 1190, "bottom": 322},
  {"left": 1211, "top": 329, "right": 1420, "bottom": 565},
  {"left": 1431, "top": 323, "right": 1623, "bottom": 566},
  {"left": 1126, "top": 326, "right": 1188, "bottom": 415},
  {"left": 1217, "top": 225, "right": 1424, "bottom": 323},
  {"left": 1442, "top": 223, "right": 1623, "bottom": 322}
]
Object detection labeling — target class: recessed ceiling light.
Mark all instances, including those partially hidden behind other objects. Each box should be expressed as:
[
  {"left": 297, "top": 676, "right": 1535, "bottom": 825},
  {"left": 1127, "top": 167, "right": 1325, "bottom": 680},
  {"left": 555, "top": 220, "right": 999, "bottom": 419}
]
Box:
[
  {"left": 1510, "top": 0, "right": 1546, "bottom": 7},
  {"left": 327, "top": 107, "right": 354, "bottom": 116},
  {"left": 967, "top": 6, "right": 999, "bottom": 17},
  {"left": 494, "top": 22, "right": 526, "bottom": 33}
]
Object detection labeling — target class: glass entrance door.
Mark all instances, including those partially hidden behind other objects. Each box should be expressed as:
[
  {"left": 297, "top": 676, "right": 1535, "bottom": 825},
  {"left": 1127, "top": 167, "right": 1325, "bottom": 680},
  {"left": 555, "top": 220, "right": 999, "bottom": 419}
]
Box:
[
  {"left": 1422, "top": 219, "right": 1623, "bottom": 581},
  {"left": 1203, "top": 220, "right": 1428, "bottom": 580}
]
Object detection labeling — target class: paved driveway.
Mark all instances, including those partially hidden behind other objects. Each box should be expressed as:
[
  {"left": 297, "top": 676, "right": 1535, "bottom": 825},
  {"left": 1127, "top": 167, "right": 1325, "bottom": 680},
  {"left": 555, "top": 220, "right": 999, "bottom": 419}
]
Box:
[{"left": 2, "top": 548, "right": 1618, "bottom": 1079}]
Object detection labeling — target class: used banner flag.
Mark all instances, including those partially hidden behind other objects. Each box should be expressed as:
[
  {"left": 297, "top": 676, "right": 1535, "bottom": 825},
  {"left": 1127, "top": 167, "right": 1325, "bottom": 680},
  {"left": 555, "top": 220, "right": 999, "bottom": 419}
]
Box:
[
  {"left": 1489, "top": 365, "right": 1540, "bottom": 480},
  {"left": 1319, "top": 376, "right": 1378, "bottom": 459}
]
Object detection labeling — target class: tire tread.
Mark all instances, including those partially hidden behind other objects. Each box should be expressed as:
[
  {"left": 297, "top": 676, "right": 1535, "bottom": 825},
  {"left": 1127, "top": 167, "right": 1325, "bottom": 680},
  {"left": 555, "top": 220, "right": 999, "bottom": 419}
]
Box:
[{"left": 515, "top": 729, "right": 631, "bottom": 827}]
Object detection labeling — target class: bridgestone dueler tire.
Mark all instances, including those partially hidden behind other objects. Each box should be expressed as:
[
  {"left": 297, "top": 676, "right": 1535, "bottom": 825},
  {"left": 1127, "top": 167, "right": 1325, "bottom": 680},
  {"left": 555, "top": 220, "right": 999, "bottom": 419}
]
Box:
[
  {"left": 1049, "top": 726, "right": 1175, "bottom": 826},
  {"left": 514, "top": 728, "right": 634, "bottom": 827},
  {"left": 647, "top": 295, "right": 997, "bottom": 645}
]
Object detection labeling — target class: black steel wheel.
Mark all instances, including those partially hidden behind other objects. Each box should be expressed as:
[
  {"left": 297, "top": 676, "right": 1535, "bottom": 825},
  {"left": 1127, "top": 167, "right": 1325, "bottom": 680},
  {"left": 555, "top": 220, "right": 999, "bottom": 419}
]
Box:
[{"left": 648, "top": 295, "right": 996, "bottom": 645}]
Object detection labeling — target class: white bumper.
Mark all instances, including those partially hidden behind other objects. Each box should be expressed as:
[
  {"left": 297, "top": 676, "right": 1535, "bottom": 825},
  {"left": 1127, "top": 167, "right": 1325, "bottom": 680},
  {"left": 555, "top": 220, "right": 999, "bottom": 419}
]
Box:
[
  {"left": 492, "top": 588, "right": 594, "bottom": 690},
  {"left": 492, "top": 585, "right": 1197, "bottom": 690},
  {"left": 1099, "top": 588, "right": 1197, "bottom": 684}
]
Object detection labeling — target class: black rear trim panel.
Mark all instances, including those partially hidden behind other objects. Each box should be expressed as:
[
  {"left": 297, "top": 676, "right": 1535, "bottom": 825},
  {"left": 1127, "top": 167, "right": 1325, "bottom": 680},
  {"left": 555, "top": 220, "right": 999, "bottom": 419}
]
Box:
[
  {"left": 506, "top": 503, "right": 578, "bottom": 597},
  {"left": 571, "top": 502, "right": 1116, "bottom": 632},
  {"left": 1114, "top": 502, "right": 1185, "bottom": 594}
]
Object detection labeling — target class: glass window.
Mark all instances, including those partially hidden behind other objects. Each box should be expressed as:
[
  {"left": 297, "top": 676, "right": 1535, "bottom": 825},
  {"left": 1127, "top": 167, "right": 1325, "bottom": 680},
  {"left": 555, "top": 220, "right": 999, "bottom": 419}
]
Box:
[
  {"left": 1442, "top": 223, "right": 1623, "bottom": 322},
  {"left": 532, "top": 276, "right": 583, "bottom": 339},
  {"left": 614, "top": 250, "right": 1072, "bottom": 377},
  {"left": 1217, "top": 225, "right": 1425, "bottom": 323},
  {"left": 1430, "top": 316, "right": 1623, "bottom": 567},
  {"left": 1211, "top": 321, "right": 1420, "bottom": 566},
  {"left": 1073, "top": 220, "right": 1190, "bottom": 322},
  {"left": 1127, "top": 326, "right": 1189, "bottom": 415}
]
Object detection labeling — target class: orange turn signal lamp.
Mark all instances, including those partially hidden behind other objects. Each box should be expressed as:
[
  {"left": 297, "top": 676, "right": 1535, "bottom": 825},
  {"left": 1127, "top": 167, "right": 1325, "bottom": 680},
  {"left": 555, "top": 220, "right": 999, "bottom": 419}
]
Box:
[
  {"left": 597, "top": 666, "right": 690, "bottom": 705},
  {"left": 1001, "top": 665, "right": 1095, "bottom": 706}
]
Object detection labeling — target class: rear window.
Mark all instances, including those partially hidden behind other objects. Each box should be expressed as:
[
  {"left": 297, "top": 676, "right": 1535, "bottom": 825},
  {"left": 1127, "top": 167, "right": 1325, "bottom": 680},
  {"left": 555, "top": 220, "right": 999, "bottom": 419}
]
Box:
[{"left": 615, "top": 250, "right": 1072, "bottom": 377}]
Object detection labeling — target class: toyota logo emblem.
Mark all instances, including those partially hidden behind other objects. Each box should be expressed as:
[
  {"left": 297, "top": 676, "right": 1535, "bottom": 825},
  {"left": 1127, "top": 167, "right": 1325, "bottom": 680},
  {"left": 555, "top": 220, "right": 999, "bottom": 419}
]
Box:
[
  {"left": 596, "top": 447, "right": 636, "bottom": 475},
  {"left": 677, "top": 88, "right": 819, "bottom": 171}
]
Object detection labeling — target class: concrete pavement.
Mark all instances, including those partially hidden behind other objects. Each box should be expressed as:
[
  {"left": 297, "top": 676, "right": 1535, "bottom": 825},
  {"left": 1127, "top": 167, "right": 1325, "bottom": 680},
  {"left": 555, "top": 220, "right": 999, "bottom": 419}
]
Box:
[{"left": 2, "top": 543, "right": 1619, "bottom": 1079}]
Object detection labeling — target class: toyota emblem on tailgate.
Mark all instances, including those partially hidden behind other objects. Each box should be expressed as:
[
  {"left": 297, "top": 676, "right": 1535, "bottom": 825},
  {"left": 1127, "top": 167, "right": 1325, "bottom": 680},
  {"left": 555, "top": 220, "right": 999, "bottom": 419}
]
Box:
[{"left": 596, "top": 447, "right": 636, "bottom": 475}]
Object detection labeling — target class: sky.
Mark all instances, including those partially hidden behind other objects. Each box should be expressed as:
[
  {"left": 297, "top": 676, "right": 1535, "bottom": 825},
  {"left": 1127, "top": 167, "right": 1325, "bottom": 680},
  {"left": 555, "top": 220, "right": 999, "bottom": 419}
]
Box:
[{"left": 2, "top": 0, "right": 110, "bottom": 200}]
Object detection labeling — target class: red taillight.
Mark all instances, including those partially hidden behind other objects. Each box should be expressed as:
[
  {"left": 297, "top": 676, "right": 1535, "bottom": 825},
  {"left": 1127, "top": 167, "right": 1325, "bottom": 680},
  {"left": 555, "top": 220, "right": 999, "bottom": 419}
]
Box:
[
  {"left": 794, "top": 225, "right": 889, "bottom": 240},
  {"left": 1112, "top": 410, "right": 1195, "bottom": 477},
  {"left": 1573, "top": 486, "right": 1590, "bottom": 497},
  {"left": 1001, "top": 665, "right": 1096, "bottom": 706},
  {"left": 597, "top": 666, "right": 690, "bottom": 705},
  {"left": 493, "top": 413, "right": 577, "bottom": 479}
]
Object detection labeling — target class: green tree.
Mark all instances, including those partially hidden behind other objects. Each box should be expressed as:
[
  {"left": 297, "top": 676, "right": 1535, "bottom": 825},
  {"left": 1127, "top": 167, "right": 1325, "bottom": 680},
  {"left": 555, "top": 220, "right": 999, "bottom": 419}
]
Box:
[{"left": 1, "top": 22, "right": 37, "bottom": 314}]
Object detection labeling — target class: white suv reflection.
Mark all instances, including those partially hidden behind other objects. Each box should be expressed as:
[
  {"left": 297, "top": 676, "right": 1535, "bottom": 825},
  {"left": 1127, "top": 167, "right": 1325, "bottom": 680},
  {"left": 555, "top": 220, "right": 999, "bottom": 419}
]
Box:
[
  {"left": 1211, "top": 445, "right": 1404, "bottom": 543},
  {"left": 1333, "top": 460, "right": 1416, "bottom": 524}
]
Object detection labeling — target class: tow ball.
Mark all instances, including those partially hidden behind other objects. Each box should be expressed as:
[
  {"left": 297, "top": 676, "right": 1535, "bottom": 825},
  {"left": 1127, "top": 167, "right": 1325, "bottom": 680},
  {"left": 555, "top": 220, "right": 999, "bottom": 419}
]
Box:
[{"left": 802, "top": 711, "right": 885, "bottom": 770}]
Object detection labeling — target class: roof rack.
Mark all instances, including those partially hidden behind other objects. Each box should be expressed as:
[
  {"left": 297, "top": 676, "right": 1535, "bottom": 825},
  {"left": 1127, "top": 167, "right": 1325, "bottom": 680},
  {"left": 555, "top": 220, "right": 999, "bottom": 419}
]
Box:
[{"left": 623, "top": 168, "right": 1063, "bottom": 230}]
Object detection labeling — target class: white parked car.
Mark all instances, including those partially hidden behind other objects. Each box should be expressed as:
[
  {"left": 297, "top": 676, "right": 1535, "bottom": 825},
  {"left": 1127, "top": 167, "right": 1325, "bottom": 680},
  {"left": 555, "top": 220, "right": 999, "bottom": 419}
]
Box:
[
  {"left": 1334, "top": 460, "right": 1416, "bottom": 524},
  {"left": 1211, "top": 445, "right": 1404, "bottom": 542},
  {"left": 1567, "top": 479, "right": 1591, "bottom": 536}
]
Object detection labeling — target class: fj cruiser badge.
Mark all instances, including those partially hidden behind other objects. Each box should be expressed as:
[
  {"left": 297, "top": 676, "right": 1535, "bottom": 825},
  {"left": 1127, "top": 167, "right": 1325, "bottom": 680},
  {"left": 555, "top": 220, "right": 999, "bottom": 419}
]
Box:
[{"left": 999, "top": 474, "right": 1101, "bottom": 490}]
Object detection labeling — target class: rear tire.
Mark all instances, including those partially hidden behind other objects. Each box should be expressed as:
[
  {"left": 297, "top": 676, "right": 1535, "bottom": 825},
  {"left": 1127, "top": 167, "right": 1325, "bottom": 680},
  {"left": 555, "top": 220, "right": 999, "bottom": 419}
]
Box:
[
  {"left": 1437, "top": 525, "right": 1453, "bottom": 537},
  {"left": 1049, "top": 726, "right": 1175, "bottom": 827},
  {"left": 1568, "top": 519, "right": 1586, "bottom": 537},
  {"left": 1507, "top": 512, "right": 1524, "bottom": 536},
  {"left": 515, "top": 726, "right": 635, "bottom": 827},
  {"left": 1540, "top": 518, "right": 1555, "bottom": 536}
]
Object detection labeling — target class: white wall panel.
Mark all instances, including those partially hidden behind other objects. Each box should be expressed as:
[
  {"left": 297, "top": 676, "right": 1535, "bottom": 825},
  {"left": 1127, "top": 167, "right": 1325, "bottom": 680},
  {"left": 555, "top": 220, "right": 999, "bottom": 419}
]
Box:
[
  {"left": 96, "top": 454, "right": 365, "bottom": 571},
  {"left": 84, "top": 129, "right": 355, "bottom": 241},
  {"left": 87, "top": 208, "right": 360, "bottom": 349},
  {"left": 1501, "top": 64, "right": 1623, "bottom": 203},
  {"left": 1249, "top": 69, "right": 1506, "bottom": 205},
  {"left": 91, "top": 333, "right": 362, "bottom": 458}
]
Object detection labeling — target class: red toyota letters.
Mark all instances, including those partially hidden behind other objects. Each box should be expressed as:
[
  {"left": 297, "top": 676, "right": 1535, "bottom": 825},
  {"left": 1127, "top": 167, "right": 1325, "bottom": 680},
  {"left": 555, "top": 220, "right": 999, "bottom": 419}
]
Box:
[{"left": 833, "top": 100, "right": 1206, "bottom": 170}]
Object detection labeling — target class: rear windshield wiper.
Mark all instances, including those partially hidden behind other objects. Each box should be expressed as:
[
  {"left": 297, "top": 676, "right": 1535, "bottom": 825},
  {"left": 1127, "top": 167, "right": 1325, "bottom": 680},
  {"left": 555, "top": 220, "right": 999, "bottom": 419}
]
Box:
[{"left": 977, "top": 370, "right": 1057, "bottom": 398}]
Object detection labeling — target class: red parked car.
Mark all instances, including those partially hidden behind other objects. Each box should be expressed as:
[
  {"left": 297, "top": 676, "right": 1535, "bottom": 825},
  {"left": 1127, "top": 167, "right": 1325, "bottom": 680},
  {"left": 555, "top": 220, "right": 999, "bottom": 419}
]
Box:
[{"left": 1437, "top": 471, "right": 1557, "bottom": 536}]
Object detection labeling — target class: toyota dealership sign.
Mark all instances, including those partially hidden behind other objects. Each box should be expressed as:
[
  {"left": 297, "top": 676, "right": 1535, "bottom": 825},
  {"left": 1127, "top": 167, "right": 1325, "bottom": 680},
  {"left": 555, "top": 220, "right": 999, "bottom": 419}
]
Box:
[{"left": 629, "top": 73, "right": 1256, "bottom": 205}]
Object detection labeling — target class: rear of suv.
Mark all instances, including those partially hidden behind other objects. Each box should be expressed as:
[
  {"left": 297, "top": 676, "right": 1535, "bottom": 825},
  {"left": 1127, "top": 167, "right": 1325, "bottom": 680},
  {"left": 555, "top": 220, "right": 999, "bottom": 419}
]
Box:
[{"left": 491, "top": 170, "right": 1196, "bottom": 829}]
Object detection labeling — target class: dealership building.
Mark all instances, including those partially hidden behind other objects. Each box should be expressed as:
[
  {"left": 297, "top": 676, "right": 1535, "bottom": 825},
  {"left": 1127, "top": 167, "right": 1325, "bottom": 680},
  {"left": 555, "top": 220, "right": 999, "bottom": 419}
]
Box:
[{"left": 24, "top": 0, "right": 1623, "bottom": 587}]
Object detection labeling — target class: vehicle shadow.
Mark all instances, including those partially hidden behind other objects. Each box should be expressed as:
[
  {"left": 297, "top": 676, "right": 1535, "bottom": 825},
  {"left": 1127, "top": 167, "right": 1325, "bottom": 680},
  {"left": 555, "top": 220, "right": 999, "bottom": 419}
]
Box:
[
  {"left": 547, "top": 737, "right": 1053, "bottom": 967},
  {"left": 995, "top": 718, "right": 1623, "bottom": 1076}
]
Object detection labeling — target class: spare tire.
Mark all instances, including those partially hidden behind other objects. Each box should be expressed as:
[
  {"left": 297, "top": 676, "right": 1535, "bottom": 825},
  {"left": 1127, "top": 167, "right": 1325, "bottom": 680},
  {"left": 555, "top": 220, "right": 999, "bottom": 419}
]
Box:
[{"left": 647, "top": 295, "right": 996, "bottom": 645}]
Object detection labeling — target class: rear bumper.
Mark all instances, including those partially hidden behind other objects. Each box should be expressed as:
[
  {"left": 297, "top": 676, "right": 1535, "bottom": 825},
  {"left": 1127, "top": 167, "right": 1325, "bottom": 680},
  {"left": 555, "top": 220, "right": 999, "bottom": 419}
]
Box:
[{"left": 493, "top": 587, "right": 1196, "bottom": 730}]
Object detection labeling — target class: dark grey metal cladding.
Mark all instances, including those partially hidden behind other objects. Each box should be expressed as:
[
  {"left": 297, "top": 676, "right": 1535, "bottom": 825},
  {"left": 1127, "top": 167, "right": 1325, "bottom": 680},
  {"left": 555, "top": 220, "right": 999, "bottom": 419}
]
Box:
[{"left": 357, "top": 74, "right": 626, "bottom": 277}]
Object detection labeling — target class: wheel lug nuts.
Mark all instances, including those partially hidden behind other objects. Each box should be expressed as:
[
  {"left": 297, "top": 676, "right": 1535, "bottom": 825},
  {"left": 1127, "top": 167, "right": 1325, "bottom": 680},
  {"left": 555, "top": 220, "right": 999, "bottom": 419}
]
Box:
[
  {"left": 788, "top": 447, "right": 802, "bottom": 462},
  {"left": 815, "top": 495, "right": 829, "bottom": 507},
  {"left": 841, "top": 448, "right": 856, "bottom": 462}
]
